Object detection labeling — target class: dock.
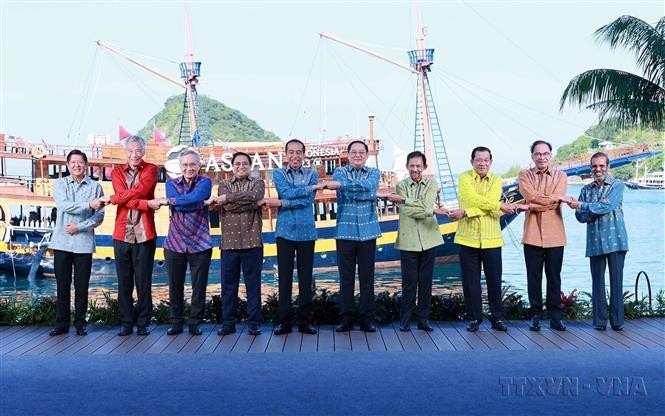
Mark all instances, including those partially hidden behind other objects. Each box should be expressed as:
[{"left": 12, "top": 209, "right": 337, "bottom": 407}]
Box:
[{"left": 2, "top": 318, "right": 663, "bottom": 355}]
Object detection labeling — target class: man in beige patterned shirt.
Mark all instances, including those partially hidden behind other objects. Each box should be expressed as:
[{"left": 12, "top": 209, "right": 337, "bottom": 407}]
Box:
[
  {"left": 518, "top": 140, "right": 567, "bottom": 332},
  {"left": 211, "top": 152, "right": 265, "bottom": 336}
]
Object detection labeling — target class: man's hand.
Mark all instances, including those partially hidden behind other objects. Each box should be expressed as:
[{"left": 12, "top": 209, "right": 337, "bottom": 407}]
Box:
[
  {"left": 65, "top": 223, "right": 78, "bottom": 235},
  {"left": 500, "top": 202, "right": 516, "bottom": 215},
  {"left": 324, "top": 180, "right": 341, "bottom": 190},
  {"left": 386, "top": 193, "right": 403, "bottom": 203},
  {"left": 214, "top": 195, "right": 228, "bottom": 205},
  {"left": 89, "top": 198, "right": 106, "bottom": 210},
  {"left": 514, "top": 203, "right": 529, "bottom": 212},
  {"left": 447, "top": 209, "right": 465, "bottom": 220},
  {"left": 566, "top": 197, "right": 581, "bottom": 209},
  {"left": 147, "top": 199, "right": 162, "bottom": 210},
  {"left": 100, "top": 196, "right": 113, "bottom": 205},
  {"left": 312, "top": 183, "right": 326, "bottom": 191},
  {"left": 262, "top": 198, "right": 282, "bottom": 207},
  {"left": 433, "top": 206, "right": 450, "bottom": 216}
]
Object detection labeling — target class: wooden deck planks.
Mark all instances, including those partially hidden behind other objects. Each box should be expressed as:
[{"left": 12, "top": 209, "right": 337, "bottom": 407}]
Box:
[
  {"left": 1, "top": 319, "right": 662, "bottom": 355},
  {"left": 436, "top": 322, "right": 472, "bottom": 351}
]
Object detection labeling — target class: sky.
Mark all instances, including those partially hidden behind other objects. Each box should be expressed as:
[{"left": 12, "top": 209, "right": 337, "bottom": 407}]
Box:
[{"left": 1, "top": 0, "right": 662, "bottom": 173}]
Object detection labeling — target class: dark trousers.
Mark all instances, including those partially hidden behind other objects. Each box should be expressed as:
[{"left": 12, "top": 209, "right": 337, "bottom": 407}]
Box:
[
  {"left": 524, "top": 244, "right": 564, "bottom": 320},
  {"left": 221, "top": 247, "right": 262, "bottom": 326},
  {"left": 336, "top": 239, "right": 376, "bottom": 324},
  {"left": 165, "top": 248, "right": 212, "bottom": 327},
  {"left": 54, "top": 250, "right": 92, "bottom": 329},
  {"left": 399, "top": 248, "right": 435, "bottom": 323},
  {"left": 113, "top": 239, "right": 156, "bottom": 328},
  {"left": 276, "top": 237, "right": 315, "bottom": 324},
  {"left": 590, "top": 251, "right": 626, "bottom": 328},
  {"left": 458, "top": 245, "right": 504, "bottom": 322}
]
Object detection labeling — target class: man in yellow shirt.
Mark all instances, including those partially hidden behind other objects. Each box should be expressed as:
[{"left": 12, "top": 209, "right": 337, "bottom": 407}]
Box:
[{"left": 447, "top": 146, "right": 524, "bottom": 332}]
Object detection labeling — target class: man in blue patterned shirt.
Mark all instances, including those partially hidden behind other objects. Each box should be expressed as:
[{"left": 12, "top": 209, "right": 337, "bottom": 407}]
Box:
[
  {"left": 326, "top": 140, "right": 382, "bottom": 332},
  {"left": 264, "top": 139, "right": 325, "bottom": 336},
  {"left": 566, "top": 152, "right": 629, "bottom": 331}
]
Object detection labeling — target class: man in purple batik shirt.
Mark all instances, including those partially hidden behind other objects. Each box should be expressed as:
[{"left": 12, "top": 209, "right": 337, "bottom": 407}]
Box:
[{"left": 152, "top": 149, "right": 213, "bottom": 336}]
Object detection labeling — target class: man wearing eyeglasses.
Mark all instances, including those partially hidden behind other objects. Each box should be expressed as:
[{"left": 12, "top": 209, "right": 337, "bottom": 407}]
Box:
[
  {"left": 211, "top": 152, "right": 265, "bottom": 336},
  {"left": 518, "top": 140, "right": 568, "bottom": 332},
  {"left": 325, "top": 140, "right": 382, "bottom": 333},
  {"left": 151, "top": 149, "right": 213, "bottom": 336}
]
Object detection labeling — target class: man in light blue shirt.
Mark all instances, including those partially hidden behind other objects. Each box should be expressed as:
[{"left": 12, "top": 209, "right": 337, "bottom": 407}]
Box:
[
  {"left": 326, "top": 140, "right": 382, "bottom": 332},
  {"left": 264, "top": 139, "right": 324, "bottom": 336},
  {"left": 566, "top": 152, "right": 629, "bottom": 331},
  {"left": 49, "top": 149, "right": 105, "bottom": 336}
]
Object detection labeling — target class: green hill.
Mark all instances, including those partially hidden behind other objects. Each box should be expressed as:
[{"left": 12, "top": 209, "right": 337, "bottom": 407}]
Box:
[
  {"left": 553, "top": 119, "right": 664, "bottom": 180},
  {"left": 137, "top": 94, "right": 281, "bottom": 144}
]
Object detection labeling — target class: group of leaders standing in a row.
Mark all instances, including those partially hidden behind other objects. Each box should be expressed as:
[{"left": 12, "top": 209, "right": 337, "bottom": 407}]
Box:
[{"left": 47, "top": 135, "right": 628, "bottom": 337}]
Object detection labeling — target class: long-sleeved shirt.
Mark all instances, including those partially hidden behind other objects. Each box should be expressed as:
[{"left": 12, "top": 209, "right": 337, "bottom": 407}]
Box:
[
  {"left": 395, "top": 177, "right": 443, "bottom": 252},
  {"left": 273, "top": 166, "right": 318, "bottom": 241},
  {"left": 163, "top": 174, "right": 213, "bottom": 253},
  {"left": 50, "top": 175, "right": 105, "bottom": 254},
  {"left": 518, "top": 167, "right": 567, "bottom": 247},
  {"left": 575, "top": 175, "right": 629, "bottom": 257},
  {"left": 453, "top": 169, "right": 503, "bottom": 249},
  {"left": 218, "top": 176, "right": 264, "bottom": 250},
  {"left": 333, "top": 164, "right": 382, "bottom": 241},
  {"left": 110, "top": 160, "right": 158, "bottom": 242}
]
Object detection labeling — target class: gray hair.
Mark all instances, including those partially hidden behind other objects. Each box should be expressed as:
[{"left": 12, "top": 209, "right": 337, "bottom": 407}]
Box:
[
  {"left": 179, "top": 149, "right": 201, "bottom": 164},
  {"left": 124, "top": 135, "right": 146, "bottom": 151}
]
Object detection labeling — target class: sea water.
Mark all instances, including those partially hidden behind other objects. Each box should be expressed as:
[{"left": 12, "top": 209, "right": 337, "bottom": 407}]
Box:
[{"left": 2, "top": 185, "right": 663, "bottom": 301}]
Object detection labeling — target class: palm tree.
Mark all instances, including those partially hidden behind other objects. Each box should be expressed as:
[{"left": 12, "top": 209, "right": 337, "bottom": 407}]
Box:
[{"left": 560, "top": 15, "right": 665, "bottom": 129}]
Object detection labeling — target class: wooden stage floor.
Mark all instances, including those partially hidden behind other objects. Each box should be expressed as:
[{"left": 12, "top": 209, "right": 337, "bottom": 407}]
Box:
[{"left": 1, "top": 318, "right": 663, "bottom": 356}]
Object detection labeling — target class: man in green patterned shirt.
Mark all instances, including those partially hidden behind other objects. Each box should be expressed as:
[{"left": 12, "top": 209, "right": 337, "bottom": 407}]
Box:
[{"left": 388, "top": 151, "right": 443, "bottom": 332}]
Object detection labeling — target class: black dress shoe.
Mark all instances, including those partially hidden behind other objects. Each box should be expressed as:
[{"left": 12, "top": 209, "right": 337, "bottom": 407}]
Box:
[
  {"left": 399, "top": 321, "right": 411, "bottom": 332},
  {"left": 529, "top": 317, "right": 541, "bottom": 331},
  {"left": 611, "top": 325, "right": 623, "bottom": 331},
  {"left": 217, "top": 326, "right": 236, "bottom": 336},
  {"left": 248, "top": 325, "right": 261, "bottom": 336},
  {"left": 49, "top": 327, "right": 69, "bottom": 336},
  {"left": 75, "top": 327, "right": 88, "bottom": 336},
  {"left": 137, "top": 326, "right": 150, "bottom": 336},
  {"left": 273, "top": 323, "right": 292, "bottom": 335},
  {"left": 466, "top": 320, "right": 481, "bottom": 332},
  {"left": 594, "top": 325, "right": 607, "bottom": 330},
  {"left": 188, "top": 325, "right": 202, "bottom": 335},
  {"left": 550, "top": 319, "right": 566, "bottom": 331},
  {"left": 359, "top": 322, "right": 377, "bottom": 333},
  {"left": 298, "top": 322, "right": 317, "bottom": 335},
  {"left": 117, "top": 327, "right": 132, "bottom": 336},
  {"left": 491, "top": 320, "right": 508, "bottom": 332},
  {"left": 167, "top": 327, "right": 183, "bottom": 336},
  {"left": 417, "top": 320, "right": 434, "bottom": 332},
  {"left": 335, "top": 322, "right": 353, "bottom": 332}
]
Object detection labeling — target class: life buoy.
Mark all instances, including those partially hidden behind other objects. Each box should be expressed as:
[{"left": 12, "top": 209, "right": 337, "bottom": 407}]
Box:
[{"left": 31, "top": 144, "right": 47, "bottom": 159}]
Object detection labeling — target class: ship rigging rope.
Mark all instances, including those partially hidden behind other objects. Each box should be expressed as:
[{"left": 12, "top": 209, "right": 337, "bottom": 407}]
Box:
[
  {"left": 325, "top": 44, "right": 412, "bottom": 148},
  {"left": 464, "top": 3, "right": 563, "bottom": 85},
  {"left": 289, "top": 40, "right": 322, "bottom": 138},
  {"left": 68, "top": 47, "right": 104, "bottom": 145},
  {"left": 433, "top": 71, "right": 545, "bottom": 139},
  {"left": 437, "top": 69, "right": 595, "bottom": 133},
  {"left": 109, "top": 55, "right": 165, "bottom": 107}
]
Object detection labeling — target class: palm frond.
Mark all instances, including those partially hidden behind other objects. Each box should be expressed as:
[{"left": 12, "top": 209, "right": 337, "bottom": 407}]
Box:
[
  {"left": 560, "top": 69, "right": 665, "bottom": 129},
  {"left": 594, "top": 15, "right": 665, "bottom": 86}
]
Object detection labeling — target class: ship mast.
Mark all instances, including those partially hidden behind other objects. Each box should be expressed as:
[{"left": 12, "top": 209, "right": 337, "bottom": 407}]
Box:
[
  {"left": 319, "top": 2, "right": 458, "bottom": 205},
  {"left": 95, "top": 3, "right": 213, "bottom": 147}
]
